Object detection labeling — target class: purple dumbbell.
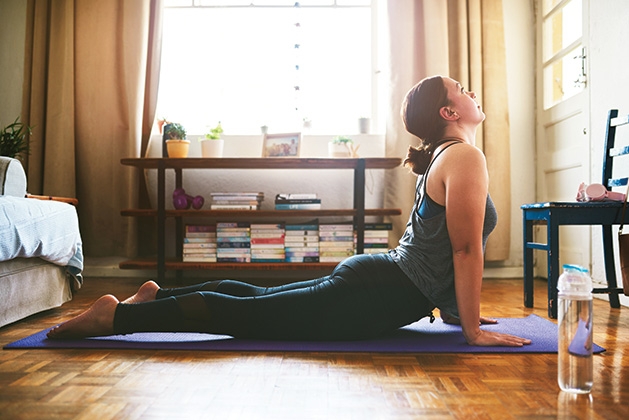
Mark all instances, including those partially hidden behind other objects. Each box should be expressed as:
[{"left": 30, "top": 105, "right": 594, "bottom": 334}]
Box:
[{"left": 173, "top": 188, "right": 204, "bottom": 210}]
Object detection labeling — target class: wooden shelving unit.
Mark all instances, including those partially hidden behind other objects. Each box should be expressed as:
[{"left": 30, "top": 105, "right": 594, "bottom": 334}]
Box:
[{"left": 120, "top": 157, "right": 402, "bottom": 282}]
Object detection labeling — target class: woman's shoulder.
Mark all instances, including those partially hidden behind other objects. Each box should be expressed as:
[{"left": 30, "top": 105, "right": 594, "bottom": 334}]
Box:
[{"left": 437, "top": 143, "right": 486, "bottom": 171}]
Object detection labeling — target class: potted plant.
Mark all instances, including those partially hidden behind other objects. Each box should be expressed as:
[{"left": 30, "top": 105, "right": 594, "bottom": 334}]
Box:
[
  {"left": 328, "top": 135, "right": 359, "bottom": 158},
  {"left": 0, "top": 117, "right": 32, "bottom": 159},
  {"left": 200, "top": 122, "right": 224, "bottom": 157},
  {"left": 164, "top": 122, "right": 189, "bottom": 158}
]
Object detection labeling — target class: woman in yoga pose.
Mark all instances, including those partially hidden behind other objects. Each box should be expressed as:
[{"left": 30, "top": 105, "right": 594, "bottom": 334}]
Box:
[{"left": 48, "top": 75, "right": 531, "bottom": 347}]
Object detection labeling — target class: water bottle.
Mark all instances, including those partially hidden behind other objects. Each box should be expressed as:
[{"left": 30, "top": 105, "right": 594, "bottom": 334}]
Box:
[{"left": 557, "top": 264, "right": 593, "bottom": 393}]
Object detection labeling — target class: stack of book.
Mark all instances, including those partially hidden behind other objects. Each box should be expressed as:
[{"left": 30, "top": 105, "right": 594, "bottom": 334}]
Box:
[
  {"left": 183, "top": 224, "right": 217, "bottom": 262},
  {"left": 363, "top": 222, "right": 392, "bottom": 254},
  {"left": 284, "top": 221, "right": 320, "bottom": 262},
  {"left": 210, "top": 192, "right": 264, "bottom": 210},
  {"left": 216, "top": 222, "right": 251, "bottom": 262},
  {"left": 274, "top": 193, "right": 321, "bottom": 210},
  {"left": 250, "top": 223, "right": 285, "bottom": 262},
  {"left": 318, "top": 223, "right": 355, "bottom": 263}
]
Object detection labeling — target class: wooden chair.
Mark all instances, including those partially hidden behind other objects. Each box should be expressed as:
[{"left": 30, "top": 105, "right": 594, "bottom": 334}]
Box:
[{"left": 521, "top": 109, "right": 629, "bottom": 318}]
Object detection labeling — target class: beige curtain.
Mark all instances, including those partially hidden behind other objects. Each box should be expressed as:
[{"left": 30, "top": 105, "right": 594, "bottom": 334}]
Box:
[
  {"left": 21, "top": 0, "right": 162, "bottom": 257},
  {"left": 385, "top": 0, "right": 511, "bottom": 261}
]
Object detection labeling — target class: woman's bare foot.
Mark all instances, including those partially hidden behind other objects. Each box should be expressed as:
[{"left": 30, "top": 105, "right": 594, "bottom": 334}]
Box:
[
  {"left": 122, "top": 280, "right": 160, "bottom": 304},
  {"left": 47, "top": 294, "right": 119, "bottom": 339}
]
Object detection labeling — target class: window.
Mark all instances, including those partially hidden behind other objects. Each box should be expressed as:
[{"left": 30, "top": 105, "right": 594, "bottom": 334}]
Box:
[
  {"left": 157, "top": 0, "right": 386, "bottom": 136},
  {"left": 541, "top": 0, "right": 584, "bottom": 109}
]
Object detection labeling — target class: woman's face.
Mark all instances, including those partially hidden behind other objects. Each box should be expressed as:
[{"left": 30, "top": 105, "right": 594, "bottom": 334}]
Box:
[{"left": 443, "top": 77, "right": 485, "bottom": 125}]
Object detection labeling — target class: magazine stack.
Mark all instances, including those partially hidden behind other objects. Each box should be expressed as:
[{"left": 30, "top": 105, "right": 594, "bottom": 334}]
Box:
[
  {"left": 210, "top": 192, "right": 264, "bottom": 210},
  {"left": 182, "top": 224, "right": 217, "bottom": 262},
  {"left": 274, "top": 193, "right": 321, "bottom": 210},
  {"left": 284, "top": 221, "right": 320, "bottom": 262},
  {"left": 216, "top": 222, "right": 251, "bottom": 262},
  {"left": 250, "top": 223, "right": 285, "bottom": 262},
  {"left": 319, "top": 223, "right": 355, "bottom": 263}
]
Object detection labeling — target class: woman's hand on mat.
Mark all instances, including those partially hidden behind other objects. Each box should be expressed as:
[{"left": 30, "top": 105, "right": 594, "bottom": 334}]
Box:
[
  {"left": 441, "top": 312, "right": 498, "bottom": 326},
  {"left": 465, "top": 329, "right": 532, "bottom": 347}
]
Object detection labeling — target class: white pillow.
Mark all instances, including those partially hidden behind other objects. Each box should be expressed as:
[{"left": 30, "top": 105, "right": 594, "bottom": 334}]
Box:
[{"left": 0, "top": 157, "right": 27, "bottom": 198}]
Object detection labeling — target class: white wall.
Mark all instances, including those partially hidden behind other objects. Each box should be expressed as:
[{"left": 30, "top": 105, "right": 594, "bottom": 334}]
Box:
[
  {"left": 497, "top": 0, "right": 537, "bottom": 274},
  {"left": 587, "top": 0, "right": 629, "bottom": 306}
]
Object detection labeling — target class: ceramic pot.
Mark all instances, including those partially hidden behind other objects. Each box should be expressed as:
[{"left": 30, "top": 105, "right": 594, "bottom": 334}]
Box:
[
  {"left": 166, "top": 139, "right": 190, "bottom": 158},
  {"left": 200, "top": 139, "right": 224, "bottom": 157}
]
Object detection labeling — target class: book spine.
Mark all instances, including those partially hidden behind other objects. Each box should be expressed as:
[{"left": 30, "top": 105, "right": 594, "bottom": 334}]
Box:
[
  {"left": 183, "top": 243, "right": 217, "bottom": 248},
  {"left": 284, "top": 246, "right": 319, "bottom": 252},
  {"left": 217, "top": 222, "right": 251, "bottom": 228},
  {"left": 363, "top": 223, "right": 393, "bottom": 230},
  {"left": 285, "top": 230, "right": 319, "bottom": 236},
  {"left": 217, "top": 257, "right": 252, "bottom": 262},
  {"left": 184, "top": 237, "right": 217, "bottom": 243},
  {"left": 185, "top": 224, "right": 216, "bottom": 233},
  {"left": 250, "top": 238, "right": 285, "bottom": 244},
  {"left": 286, "top": 256, "right": 320, "bottom": 263},
  {"left": 211, "top": 204, "right": 260, "bottom": 210},
  {"left": 274, "top": 199, "right": 322, "bottom": 204},
  {"left": 183, "top": 255, "right": 218, "bottom": 262},
  {"left": 185, "top": 232, "right": 217, "bottom": 238},
  {"left": 275, "top": 203, "right": 322, "bottom": 210}
]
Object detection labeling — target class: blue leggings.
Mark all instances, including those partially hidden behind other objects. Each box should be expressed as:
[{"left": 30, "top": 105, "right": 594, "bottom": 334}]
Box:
[{"left": 113, "top": 253, "right": 433, "bottom": 340}]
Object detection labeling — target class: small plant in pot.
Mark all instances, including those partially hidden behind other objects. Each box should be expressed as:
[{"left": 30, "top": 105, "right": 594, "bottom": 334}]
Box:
[
  {"left": 164, "top": 122, "right": 189, "bottom": 158},
  {"left": 329, "top": 135, "right": 359, "bottom": 158},
  {"left": 0, "top": 117, "right": 32, "bottom": 160},
  {"left": 200, "top": 122, "right": 224, "bottom": 158}
]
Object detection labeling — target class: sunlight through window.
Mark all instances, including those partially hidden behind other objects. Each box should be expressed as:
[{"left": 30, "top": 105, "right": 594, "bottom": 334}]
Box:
[{"left": 158, "top": 1, "right": 380, "bottom": 136}]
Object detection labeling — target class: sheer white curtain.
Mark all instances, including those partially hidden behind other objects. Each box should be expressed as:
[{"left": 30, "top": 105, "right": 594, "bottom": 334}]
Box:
[{"left": 384, "top": 0, "right": 511, "bottom": 261}]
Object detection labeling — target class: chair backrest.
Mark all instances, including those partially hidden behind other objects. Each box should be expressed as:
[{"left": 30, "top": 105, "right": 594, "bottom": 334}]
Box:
[{"left": 602, "top": 109, "right": 629, "bottom": 191}]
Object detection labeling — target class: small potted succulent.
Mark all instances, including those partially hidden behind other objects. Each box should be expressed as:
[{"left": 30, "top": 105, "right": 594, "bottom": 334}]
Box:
[
  {"left": 328, "top": 135, "right": 359, "bottom": 158},
  {"left": 0, "top": 117, "right": 32, "bottom": 160},
  {"left": 200, "top": 122, "right": 224, "bottom": 157},
  {"left": 163, "top": 122, "right": 189, "bottom": 158}
]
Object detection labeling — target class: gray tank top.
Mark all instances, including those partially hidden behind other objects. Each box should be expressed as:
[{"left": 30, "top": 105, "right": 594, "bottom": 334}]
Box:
[{"left": 389, "top": 144, "right": 498, "bottom": 317}]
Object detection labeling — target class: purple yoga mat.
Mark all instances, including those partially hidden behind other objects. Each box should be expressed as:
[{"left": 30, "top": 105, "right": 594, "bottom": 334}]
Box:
[{"left": 3, "top": 314, "right": 605, "bottom": 354}]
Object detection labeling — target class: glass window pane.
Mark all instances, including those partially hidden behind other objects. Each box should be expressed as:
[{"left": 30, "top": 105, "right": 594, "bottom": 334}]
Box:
[
  {"left": 157, "top": 6, "right": 372, "bottom": 135},
  {"left": 337, "top": 0, "right": 371, "bottom": 5},
  {"left": 252, "top": 0, "right": 302, "bottom": 5},
  {"left": 196, "top": 0, "right": 252, "bottom": 5},
  {"left": 542, "top": 0, "right": 581, "bottom": 61},
  {"left": 543, "top": 45, "right": 584, "bottom": 109},
  {"left": 164, "top": 0, "right": 194, "bottom": 6},
  {"left": 542, "top": 0, "right": 562, "bottom": 15}
]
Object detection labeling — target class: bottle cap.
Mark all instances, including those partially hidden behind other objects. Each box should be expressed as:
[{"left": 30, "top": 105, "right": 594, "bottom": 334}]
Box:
[{"left": 557, "top": 264, "right": 592, "bottom": 295}]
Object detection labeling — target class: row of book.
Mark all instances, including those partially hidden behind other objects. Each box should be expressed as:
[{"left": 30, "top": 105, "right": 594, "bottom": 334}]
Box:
[
  {"left": 274, "top": 193, "right": 321, "bottom": 210},
  {"left": 208, "top": 192, "right": 323, "bottom": 210},
  {"left": 182, "top": 222, "right": 392, "bottom": 263},
  {"left": 209, "top": 192, "right": 264, "bottom": 210}
]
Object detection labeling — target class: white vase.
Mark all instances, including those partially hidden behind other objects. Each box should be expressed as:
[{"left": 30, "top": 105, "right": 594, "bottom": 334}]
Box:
[
  {"left": 201, "top": 139, "right": 224, "bottom": 157},
  {"left": 358, "top": 117, "right": 370, "bottom": 134}
]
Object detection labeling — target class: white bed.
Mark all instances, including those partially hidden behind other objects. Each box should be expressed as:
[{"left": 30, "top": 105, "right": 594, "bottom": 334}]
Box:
[{"left": 0, "top": 157, "right": 83, "bottom": 328}]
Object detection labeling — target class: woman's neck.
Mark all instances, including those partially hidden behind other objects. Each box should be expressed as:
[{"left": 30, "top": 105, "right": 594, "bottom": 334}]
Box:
[{"left": 441, "top": 127, "right": 476, "bottom": 146}]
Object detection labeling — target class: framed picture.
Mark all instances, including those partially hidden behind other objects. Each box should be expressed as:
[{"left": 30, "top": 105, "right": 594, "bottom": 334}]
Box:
[{"left": 262, "top": 132, "right": 301, "bottom": 158}]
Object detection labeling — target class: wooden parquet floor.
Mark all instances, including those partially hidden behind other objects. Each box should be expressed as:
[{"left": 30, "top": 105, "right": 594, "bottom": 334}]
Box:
[{"left": 0, "top": 277, "right": 628, "bottom": 420}]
